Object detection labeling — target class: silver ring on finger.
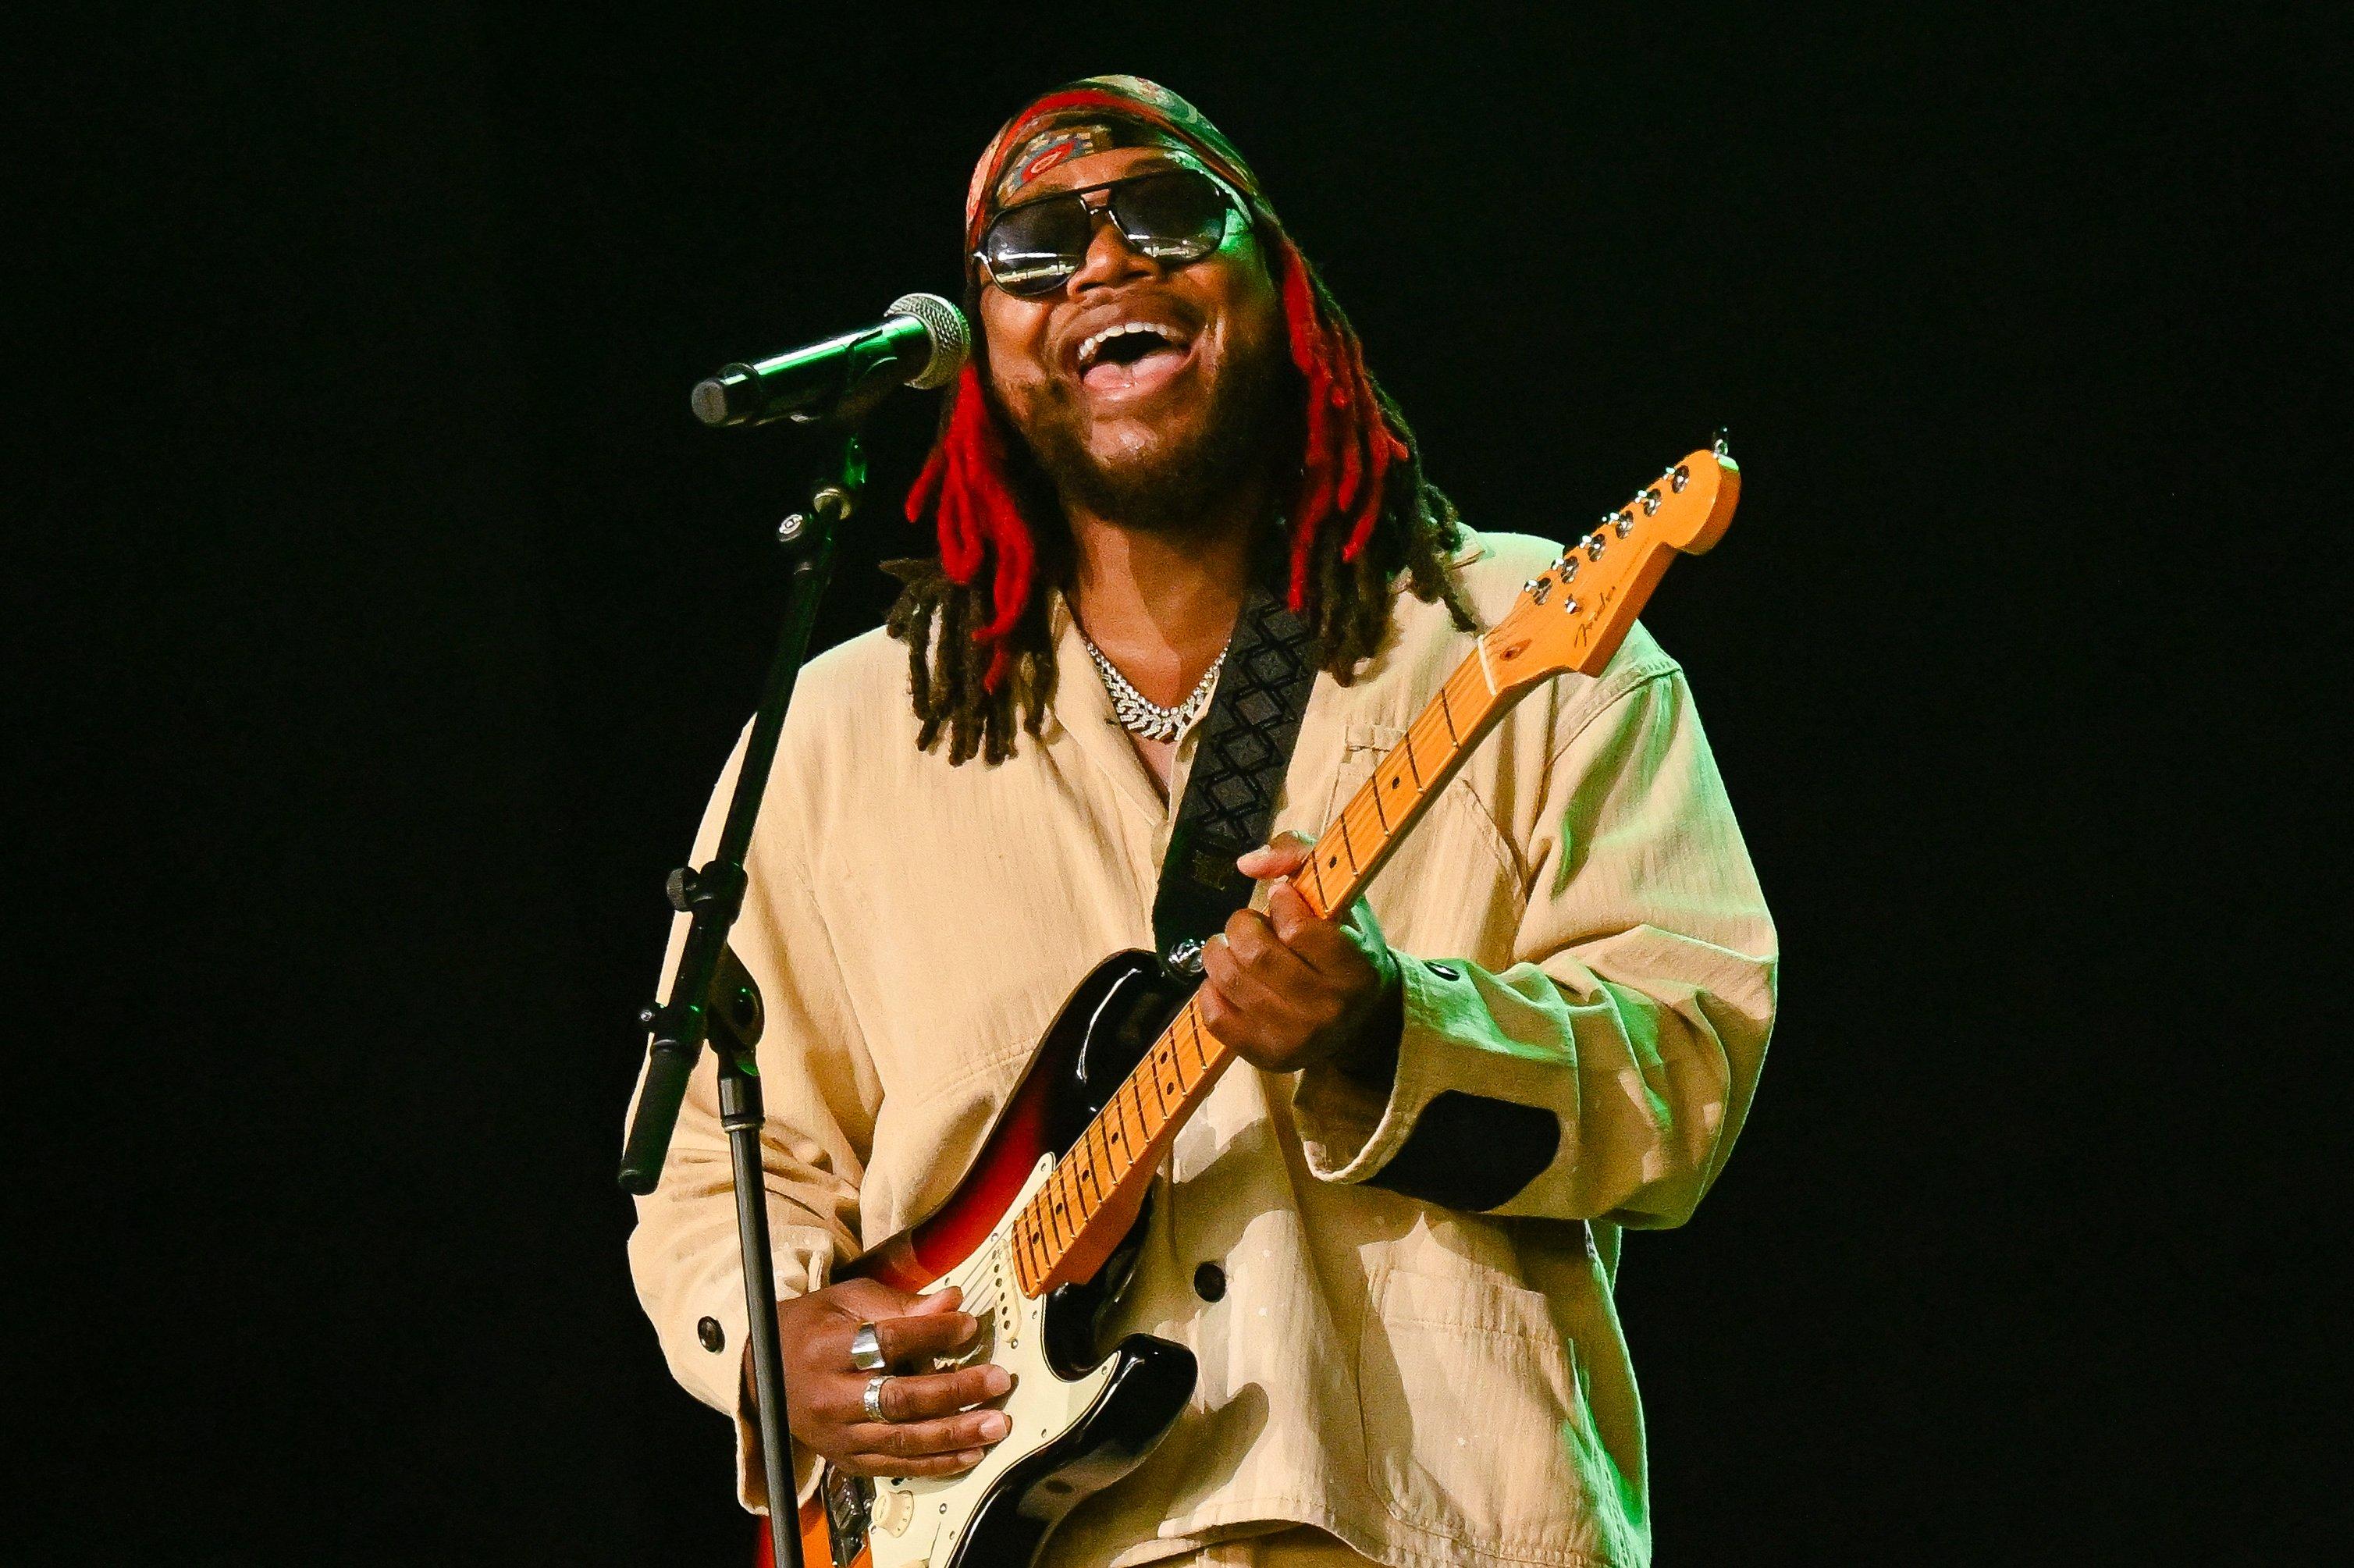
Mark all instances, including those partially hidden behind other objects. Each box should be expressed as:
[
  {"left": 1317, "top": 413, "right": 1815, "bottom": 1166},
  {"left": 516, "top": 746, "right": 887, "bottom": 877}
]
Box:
[
  {"left": 862, "top": 1374, "right": 892, "bottom": 1424},
  {"left": 849, "top": 1321, "right": 887, "bottom": 1372}
]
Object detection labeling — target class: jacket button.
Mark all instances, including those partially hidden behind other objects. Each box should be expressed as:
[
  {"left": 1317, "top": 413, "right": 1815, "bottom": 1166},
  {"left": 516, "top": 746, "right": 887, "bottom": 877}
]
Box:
[
  {"left": 1427, "top": 962, "right": 1460, "bottom": 981},
  {"left": 1193, "top": 1262, "right": 1226, "bottom": 1302},
  {"left": 697, "top": 1316, "right": 726, "bottom": 1353}
]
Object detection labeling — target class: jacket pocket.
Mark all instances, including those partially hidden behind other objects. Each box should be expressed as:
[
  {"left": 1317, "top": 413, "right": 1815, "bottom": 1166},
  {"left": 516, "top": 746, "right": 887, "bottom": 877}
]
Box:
[
  {"left": 1357, "top": 1264, "right": 1602, "bottom": 1564},
  {"left": 1323, "top": 724, "right": 1523, "bottom": 959}
]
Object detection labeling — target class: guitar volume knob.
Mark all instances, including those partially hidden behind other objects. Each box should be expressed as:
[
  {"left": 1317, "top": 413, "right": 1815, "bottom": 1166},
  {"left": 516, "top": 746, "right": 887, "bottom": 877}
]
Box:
[{"left": 876, "top": 1486, "right": 916, "bottom": 1536}]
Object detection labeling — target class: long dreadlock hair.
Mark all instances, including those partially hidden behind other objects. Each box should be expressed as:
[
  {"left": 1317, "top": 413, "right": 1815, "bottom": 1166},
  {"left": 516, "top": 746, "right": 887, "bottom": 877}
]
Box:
[{"left": 885, "top": 224, "right": 1476, "bottom": 766}]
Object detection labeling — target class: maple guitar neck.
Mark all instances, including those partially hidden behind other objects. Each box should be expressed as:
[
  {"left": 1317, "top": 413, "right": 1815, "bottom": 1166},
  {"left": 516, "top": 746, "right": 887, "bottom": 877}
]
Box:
[
  {"left": 1001, "top": 660, "right": 1511, "bottom": 1297},
  {"left": 1003, "top": 446, "right": 1740, "bottom": 1300}
]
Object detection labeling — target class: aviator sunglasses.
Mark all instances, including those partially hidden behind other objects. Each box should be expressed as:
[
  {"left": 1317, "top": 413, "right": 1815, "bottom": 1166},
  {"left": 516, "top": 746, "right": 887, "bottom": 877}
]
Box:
[{"left": 973, "top": 167, "right": 1248, "bottom": 297}]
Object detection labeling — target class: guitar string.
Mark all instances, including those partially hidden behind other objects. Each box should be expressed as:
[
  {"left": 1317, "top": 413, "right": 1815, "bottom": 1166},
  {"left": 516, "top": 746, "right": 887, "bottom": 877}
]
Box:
[
  {"left": 1013, "top": 521, "right": 1680, "bottom": 1285},
  {"left": 1020, "top": 669, "right": 1496, "bottom": 1274},
  {"left": 901, "top": 531, "right": 1676, "bottom": 1357},
  {"left": 1023, "top": 628, "right": 1552, "bottom": 1271}
]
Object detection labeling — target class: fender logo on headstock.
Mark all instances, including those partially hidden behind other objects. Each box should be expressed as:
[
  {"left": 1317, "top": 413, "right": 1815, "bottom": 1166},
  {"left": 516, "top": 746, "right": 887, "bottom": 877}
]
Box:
[{"left": 1570, "top": 584, "right": 1620, "bottom": 651}]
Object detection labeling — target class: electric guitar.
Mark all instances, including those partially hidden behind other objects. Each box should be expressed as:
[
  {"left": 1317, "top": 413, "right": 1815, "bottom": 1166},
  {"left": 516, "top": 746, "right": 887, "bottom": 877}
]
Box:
[{"left": 781, "top": 445, "right": 1742, "bottom": 1568}]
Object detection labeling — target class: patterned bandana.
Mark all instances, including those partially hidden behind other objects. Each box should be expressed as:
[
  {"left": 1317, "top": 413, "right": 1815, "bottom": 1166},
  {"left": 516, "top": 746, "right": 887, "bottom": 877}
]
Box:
[
  {"left": 990, "top": 120, "right": 1160, "bottom": 208},
  {"left": 963, "top": 75, "right": 1272, "bottom": 256}
]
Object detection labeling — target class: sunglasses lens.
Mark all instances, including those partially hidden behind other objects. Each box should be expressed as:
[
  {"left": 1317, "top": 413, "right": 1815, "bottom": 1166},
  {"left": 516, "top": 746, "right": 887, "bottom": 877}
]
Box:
[
  {"left": 980, "top": 199, "right": 1093, "bottom": 295},
  {"left": 1113, "top": 170, "right": 1233, "bottom": 262},
  {"left": 980, "top": 169, "right": 1237, "bottom": 296}
]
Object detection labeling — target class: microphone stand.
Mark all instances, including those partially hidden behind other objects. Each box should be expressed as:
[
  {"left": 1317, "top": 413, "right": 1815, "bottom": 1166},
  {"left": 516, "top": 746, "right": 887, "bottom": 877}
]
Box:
[{"left": 621, "top": 432, "right": 867, "bottom": 1568}]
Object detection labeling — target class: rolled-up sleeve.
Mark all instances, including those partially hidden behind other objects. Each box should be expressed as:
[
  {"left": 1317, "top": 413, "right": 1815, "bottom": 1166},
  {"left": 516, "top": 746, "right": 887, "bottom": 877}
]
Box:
[
  {"left": 1293, "top": 664, "right": 1777, "bottom": 1226},
  {"left": 624, "top": 726, "right": 878, "bottom": 1509}
]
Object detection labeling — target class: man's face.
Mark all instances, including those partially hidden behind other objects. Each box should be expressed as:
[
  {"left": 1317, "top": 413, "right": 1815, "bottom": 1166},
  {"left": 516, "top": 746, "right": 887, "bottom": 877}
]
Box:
[{"left": 977, "top": 144, "right": 1289, "bottom": 532}]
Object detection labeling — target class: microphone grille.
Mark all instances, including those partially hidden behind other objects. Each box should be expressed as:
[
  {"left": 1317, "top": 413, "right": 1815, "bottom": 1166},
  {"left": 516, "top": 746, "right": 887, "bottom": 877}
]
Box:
[
  {"left": 886, "top": 292, "right": 970, "bottom": 389},
  {"left": 689, "top": 378, "right": 732, "bottom": 426}
]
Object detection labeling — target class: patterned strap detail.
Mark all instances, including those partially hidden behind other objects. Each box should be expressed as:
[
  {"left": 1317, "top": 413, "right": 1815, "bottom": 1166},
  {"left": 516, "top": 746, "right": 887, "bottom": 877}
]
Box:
[{"left": 1150, "top": 588, "right": 1318, "bottom": 965}]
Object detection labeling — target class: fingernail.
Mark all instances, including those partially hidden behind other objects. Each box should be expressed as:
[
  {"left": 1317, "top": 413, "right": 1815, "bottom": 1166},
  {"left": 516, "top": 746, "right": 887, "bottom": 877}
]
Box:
[
  {"left": 979, "top": 1413, "right": 1011, "bottom": 1440},
  {"left": 983, "top": 1366, "right": 1012, "bottom": 1396},
  {"left": 960, "top": 1449, "right": 987, "bottom": 1467}
]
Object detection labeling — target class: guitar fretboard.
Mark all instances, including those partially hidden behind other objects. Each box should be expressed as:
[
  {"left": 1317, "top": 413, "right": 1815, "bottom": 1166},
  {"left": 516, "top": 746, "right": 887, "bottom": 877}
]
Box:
[
  {"left": 999, "top": 446, "right": 1737, "bottom": 1298},
  {"left": 1004, "top": 654, "right": 1513, "bottom": 1297}
]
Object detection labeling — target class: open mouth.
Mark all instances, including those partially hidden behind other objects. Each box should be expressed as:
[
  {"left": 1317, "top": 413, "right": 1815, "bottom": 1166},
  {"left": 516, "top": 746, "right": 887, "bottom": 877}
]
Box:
[{"left": 1074, "top": 319, "right": 1197, "bottom": 398}]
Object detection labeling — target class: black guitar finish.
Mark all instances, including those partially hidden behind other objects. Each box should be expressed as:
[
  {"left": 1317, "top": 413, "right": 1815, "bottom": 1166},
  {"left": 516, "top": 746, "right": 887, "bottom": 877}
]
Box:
[
  {"left": 956, "top": 950, "right": 1200, "bottom": 1567},
  {"left": 1038, "top": 953, "right": 1190, "bottom": 1374},
  {"left": 1046, "top": 952, "right": 1194, "bottom": 1141},
  {"left": 947, "top": 1334, "right": 1197, "bottom": 1568}
]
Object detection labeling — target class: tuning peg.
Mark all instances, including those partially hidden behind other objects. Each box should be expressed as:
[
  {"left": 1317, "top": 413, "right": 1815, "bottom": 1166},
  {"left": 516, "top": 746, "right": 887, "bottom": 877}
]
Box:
[
  {"left": 1712, "top": 426, "right": 1732, "bottom": 459},
  {"left": 1671, "top": 463, "right": 1691, "bottom": 493}
]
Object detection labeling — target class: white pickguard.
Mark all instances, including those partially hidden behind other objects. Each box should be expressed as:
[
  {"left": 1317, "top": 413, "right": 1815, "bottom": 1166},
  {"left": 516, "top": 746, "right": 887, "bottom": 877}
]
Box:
[{"left": 859, "top": 1154, "right": 1111, "bottom": 1568}]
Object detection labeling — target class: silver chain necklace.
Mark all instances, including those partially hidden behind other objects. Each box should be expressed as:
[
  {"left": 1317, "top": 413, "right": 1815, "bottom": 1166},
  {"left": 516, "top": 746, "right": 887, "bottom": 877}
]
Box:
[{"left": 1076, "top": 626, "right": 1229, "bottom": 742}]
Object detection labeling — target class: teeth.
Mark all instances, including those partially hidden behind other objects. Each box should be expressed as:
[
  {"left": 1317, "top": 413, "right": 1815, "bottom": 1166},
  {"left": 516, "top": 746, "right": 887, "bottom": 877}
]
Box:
[{"left": 1077, "top": 321, "right": 1188, "bottom": 370}]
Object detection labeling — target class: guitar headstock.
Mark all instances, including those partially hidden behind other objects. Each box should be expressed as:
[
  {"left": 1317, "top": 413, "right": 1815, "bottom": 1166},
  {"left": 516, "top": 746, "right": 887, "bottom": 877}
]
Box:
[{"left": 1479, "top": 440, "right": 1741, "bottom": 686}]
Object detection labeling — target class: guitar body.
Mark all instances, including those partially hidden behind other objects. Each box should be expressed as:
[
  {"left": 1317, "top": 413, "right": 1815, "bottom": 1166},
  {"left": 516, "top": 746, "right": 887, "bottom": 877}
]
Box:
[{"left": 790, "top": 951, "right": 1202, "bottom": 1568}]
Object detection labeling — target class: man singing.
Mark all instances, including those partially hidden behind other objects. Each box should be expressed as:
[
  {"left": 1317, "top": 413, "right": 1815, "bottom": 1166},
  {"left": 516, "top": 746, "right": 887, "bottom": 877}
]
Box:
[{"left": 630, "top": 76, "right": 1776, "bottom": 1568}]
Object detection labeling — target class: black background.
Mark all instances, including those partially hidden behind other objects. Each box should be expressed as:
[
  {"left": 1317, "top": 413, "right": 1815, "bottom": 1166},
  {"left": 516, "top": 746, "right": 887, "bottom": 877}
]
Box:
[{"left": 24, "top": 5, "right": 2334, "bottom": 1563}]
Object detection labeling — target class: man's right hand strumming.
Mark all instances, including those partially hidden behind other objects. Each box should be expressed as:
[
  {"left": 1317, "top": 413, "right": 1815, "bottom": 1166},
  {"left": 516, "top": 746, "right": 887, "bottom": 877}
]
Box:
[{"left": 770, "top": 1280, "right": 1014, "bottom": 1478}]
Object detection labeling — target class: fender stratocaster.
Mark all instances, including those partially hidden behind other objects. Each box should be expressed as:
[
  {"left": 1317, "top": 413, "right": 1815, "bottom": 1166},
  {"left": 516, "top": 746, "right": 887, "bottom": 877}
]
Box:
[{"left": 780, "top": 445, "right": 1742, "bottom": 1568}]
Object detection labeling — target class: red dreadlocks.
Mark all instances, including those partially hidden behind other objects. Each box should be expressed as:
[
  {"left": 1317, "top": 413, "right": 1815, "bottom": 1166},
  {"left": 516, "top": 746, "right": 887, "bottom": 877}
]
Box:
[
  {"left": 1273, "top": 234, "right": 1412, "bottom": 613},
  {"left": 901, "top": 359, "right": 1035, "bottom": 693}
]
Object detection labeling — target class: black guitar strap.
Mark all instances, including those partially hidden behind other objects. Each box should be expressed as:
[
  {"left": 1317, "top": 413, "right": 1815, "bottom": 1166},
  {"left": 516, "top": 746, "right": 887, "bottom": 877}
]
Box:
[{"left": 1150, "top": 587, "right": 1320, "bottom": 976}]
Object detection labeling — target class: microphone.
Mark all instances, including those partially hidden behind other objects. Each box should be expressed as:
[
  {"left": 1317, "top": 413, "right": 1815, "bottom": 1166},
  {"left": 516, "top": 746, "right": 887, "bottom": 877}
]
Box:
[{"left": 691, "top": 293, "right": 969, "bottom": 428}]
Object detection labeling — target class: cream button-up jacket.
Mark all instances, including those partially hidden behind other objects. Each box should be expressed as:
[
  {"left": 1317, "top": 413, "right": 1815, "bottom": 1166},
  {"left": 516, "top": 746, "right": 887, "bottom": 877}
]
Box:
[{"left": 628, "top": 530, "right": 1778, "bottom": 1568}]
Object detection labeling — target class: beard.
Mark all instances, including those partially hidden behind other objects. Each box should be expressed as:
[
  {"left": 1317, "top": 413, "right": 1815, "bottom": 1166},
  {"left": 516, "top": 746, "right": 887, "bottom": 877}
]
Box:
[{"left": 1006, "top": 335, "right": 1294, "bottom": 535}]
